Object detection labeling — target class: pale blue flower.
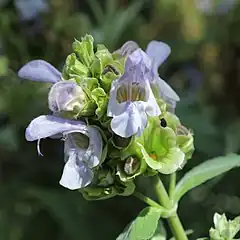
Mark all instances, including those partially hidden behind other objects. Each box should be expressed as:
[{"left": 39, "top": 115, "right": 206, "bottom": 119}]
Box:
[
  {"left": 146, "top": 41, "right": 180, "bottom": 111},
  {"left": 18, "top": 60, "right": 61, "bottom": 83},
  {"left": 107, "top": 49, "right": 161, "bottom": 138},
  {"left": 116, "top": 40, "right": 180, "bottom": 111},
  {"left": 25, "top": 115, "right": 103, "bottom": 190}
]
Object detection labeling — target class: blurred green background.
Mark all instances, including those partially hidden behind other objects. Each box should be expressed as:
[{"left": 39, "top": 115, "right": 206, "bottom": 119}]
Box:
[{"left": 1, "top": 0, "right": 240, "bottom": 239}]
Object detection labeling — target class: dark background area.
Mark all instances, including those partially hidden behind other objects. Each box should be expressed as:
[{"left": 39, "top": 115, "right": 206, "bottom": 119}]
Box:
[{"left": 0, "top": 0, "right": 240, "bottom": 239}]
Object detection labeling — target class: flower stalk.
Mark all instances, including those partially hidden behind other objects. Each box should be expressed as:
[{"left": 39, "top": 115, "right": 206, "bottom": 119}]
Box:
[
  {"left": 169, "top": 172, "right": 176, "bottom": 198},
  {"left": 133, "top": 191, "right": 162, "bottom": 209},
  {"left": 153, "top": 175, "right": 188, "bottom": 240}
]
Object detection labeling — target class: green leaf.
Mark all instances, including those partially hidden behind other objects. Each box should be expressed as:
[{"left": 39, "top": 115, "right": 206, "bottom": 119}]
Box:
[
  {"left": 117, "top": 207, "right": 161, "bottom": 240},
  {"left": 148, "top": 220, "right": 167, "bottom": 240},
  {"left": 172, "top": 155, "right": 240, "bottom": 201}
]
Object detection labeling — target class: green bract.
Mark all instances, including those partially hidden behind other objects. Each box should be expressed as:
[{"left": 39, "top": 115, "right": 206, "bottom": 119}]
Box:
[
  {"left": 62, "top": 53, "right": 89, "bottom": 79},
  {"left": 209, "top": 213, "right": 240, "bottom": 240},
  {"left": 72, "top": 34, "right": 95, "bottom": 67},
  {"left": 91, "top": 88, "right": 108, "bottom": 119}
]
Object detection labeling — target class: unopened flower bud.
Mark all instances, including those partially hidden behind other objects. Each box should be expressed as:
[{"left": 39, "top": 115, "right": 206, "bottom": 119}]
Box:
[{"left": 48, "top": 81, "right": 86, "bottom": 113}]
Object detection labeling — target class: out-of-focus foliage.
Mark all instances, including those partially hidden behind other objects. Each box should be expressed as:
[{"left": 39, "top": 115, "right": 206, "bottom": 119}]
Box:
[{"left": 1, "top": 0, "right": 240, "bottom": 239}]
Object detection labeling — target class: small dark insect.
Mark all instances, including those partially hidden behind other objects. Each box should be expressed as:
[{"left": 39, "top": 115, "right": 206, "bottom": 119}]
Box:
[
  {"left": 160, "top": 118, "right": 167, "bottom": 128},
  {"left": 102, "top": 65, "right": 120, "bottom": 75}
]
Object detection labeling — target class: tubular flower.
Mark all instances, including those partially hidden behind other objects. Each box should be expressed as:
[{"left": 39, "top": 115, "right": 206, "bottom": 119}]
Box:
[
  {"left": 25, "top": 115, "right": 102, "bottom": 190},
  {"left": 115, "top": 40, "right": 180, "bottom": 111},
  {"left": 107, "top": 49, "right": 161, "bottom": 138}
]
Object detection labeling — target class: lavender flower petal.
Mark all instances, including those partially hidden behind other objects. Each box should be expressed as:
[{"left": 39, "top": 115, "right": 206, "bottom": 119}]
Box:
[
  {"left": 114, "top": 41, "right": 139, "bottom": 57},
  {"left": 85, "top": 126, "right": 103, "bottom": 168},
  {"left": 144, "top": 81, "right": 161, "bottom": 116},
  {"left": 59, "top": 151, "right": 93, "bottom": 190},
  {"left": 145, "top": 41, "right": 180, "bottom": 108},
  {"left": 107, "top": 80, "right": 126, "bottom": 117},
  {"left": 111, "top": 102, "right": 147, "bottom": 138},
  {"left": 48, "top": 81, "right": 85, "bottom": 112},
  {"left": 146, "top": 41, "right": 171, "bottom": 73},
  {"left": 18, "top": 60, "right": 61, "bottom": 83},
  {"left": 156, "top": 77, "right": 180, "bottom": 102},
  {"left": 125, "top": 49, "right": 152, "bottom": 75},
  {"left": 25, "top": 115, "right": 87, "bottom": 141}
]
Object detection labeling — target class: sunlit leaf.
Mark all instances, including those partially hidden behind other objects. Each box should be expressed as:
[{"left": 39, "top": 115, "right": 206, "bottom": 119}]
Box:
[
  {"left": 148, "top": 220, "right": 167, "bottom": 240},
  {"left": 117, "top": 207, "right": 161, "bottom": 240},
  {"left": 172, "top": 155, "right": 240, "bottom": 201}
]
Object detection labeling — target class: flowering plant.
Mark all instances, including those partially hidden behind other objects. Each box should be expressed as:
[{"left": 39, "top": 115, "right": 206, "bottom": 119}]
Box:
[{"left": 18, "top": 35, "right": 240, "bottom": 240}]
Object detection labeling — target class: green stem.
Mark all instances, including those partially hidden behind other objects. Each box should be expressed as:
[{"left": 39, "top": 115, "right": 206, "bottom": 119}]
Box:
[
  {"left": 153, "top": 176, "right": 188, "bottom": 240},
  {"left": 169, "top": 172, "right": 176, "bottom": 198},
  {"left": 133, "top": 191, "right": 163, "bottom": 209}
]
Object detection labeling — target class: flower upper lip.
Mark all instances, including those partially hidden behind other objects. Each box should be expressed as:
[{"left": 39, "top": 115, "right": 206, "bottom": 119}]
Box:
[{"left": 18, "top": 59, "right": 61, "bottom": 83}]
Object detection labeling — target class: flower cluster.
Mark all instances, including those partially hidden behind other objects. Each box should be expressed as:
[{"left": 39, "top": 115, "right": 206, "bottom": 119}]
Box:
[{"left": 18, "top": 35, "right": 194, "bottom": 200}]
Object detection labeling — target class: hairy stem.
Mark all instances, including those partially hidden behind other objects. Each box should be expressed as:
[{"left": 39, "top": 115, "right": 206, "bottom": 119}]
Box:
[{"left": 153, "top": 175, "right": 188, "bottom": 240}]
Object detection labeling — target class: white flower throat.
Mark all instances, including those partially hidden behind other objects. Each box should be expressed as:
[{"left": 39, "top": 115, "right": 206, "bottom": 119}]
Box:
[{"left": 116, "top": 81, "right": 148, "bottom": 103}]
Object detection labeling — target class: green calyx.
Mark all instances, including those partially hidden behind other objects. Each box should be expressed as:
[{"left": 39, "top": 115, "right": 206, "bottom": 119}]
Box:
[
  {"left": 81, "top": 166, "right": 135, "bottom": 201},
  {"left": 121, "top": 116, "right": 194, "bottom": 175},
  {"left": 116, "top": 155, "right": 146, "bottom": 181}
]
